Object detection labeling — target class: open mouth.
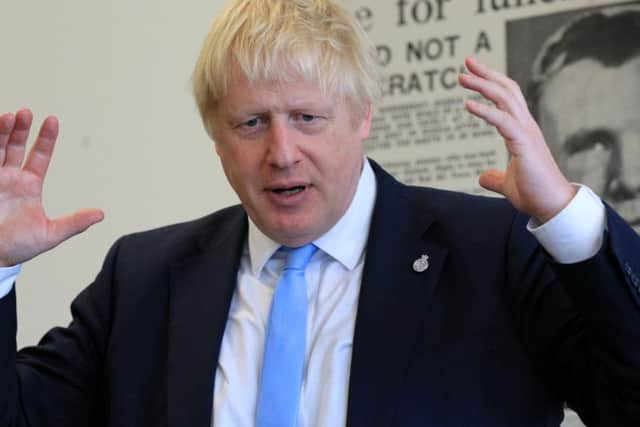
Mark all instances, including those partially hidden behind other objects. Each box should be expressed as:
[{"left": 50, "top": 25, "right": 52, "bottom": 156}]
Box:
[{"left": 272, "top": 185, "right": 307, "bottom": 196}]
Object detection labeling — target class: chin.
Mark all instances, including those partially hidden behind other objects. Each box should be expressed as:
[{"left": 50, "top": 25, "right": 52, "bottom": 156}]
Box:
[{"left": 263, "top": 220, "right": 316, "bottom": 246}]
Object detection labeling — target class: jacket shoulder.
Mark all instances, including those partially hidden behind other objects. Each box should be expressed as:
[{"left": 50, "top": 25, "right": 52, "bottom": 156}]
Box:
[
  {"left": 406, "top": 185, "right": 519, "bottom": 224},
  {"left": 110, "top": 204, "right": 247, "bottom": 265}
]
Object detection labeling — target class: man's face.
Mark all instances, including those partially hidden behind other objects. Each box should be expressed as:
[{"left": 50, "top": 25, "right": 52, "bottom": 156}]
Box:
[
  {"left": 538, "top": 56, "right": 640, "bottom": 231},
  {"left": 211, "top": 72, "right": 371, "bottom": 247}
]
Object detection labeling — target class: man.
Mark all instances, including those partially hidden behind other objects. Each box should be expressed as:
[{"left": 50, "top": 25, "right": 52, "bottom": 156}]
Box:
[
  {"left": 527, "top": 5, "right": 640, "bottom": 233},
  {"left": 1, "top": 0, "right": 639, "bottom": 426}
]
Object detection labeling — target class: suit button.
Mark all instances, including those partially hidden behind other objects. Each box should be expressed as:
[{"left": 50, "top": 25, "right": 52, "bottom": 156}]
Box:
[{"left": 624, "top": 262, "right": 633, "bottom": 275}]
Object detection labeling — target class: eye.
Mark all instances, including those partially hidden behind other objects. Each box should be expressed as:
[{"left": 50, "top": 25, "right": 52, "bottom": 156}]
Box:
[
  {"left": 291, "top": 113, "right": 318, "bottom": 124},
  {"left": 290, "top": 111, "right": 328, "bottom": 134},
  {"left": 235, "top": 116, "right": 268, "bottom": 132},
  {"left": 243, "top": 117, "right": 262, "bottom": 128},
  {"left": 293, "top": 112, "right": 327, "bottom": 126},
  {"left": 565, "top": 129, "right": 615, "bottom": 156}
]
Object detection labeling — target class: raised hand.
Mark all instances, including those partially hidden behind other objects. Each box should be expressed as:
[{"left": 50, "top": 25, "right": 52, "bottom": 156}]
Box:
[
  {"left": 0, "top": 109, "right": 104, "bottom": 267},
  {"left": 458, "top": 57, "right": 576, "bottom": 223}
]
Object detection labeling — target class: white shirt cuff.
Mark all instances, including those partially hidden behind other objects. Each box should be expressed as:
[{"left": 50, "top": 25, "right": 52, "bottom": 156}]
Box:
[
  {"left": 0, "top": 264, "right": 21, "bottom": 299},
  {"left": 527, "top": 185, "right": 605, "bottom": 264}
]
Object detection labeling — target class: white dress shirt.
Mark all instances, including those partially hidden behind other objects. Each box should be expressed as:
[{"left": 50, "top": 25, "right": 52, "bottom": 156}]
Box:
[
  {"left": 213, "top": 160, "right": 377, "bottom": 427},
  {"left": 0, "top": 159, "right": 606, "bottom": 427}
]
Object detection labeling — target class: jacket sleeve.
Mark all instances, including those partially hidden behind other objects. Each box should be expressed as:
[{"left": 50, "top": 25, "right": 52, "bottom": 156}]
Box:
[
  {"left": 0, "top": 239, "right": 123, "bottom": 427},
  {"left": 508, "top": 205, "right": 640, "bottom": 426}
]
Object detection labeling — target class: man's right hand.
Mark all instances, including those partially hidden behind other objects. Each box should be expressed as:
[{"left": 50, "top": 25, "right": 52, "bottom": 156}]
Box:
[{"left": 0, "top": 109, "right": 104, "bottom": 267}]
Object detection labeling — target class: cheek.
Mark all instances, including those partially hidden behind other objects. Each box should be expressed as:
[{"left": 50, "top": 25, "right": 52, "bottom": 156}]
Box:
[
  {"left": 565, "top": 149, "right": 612, "bottom": 193},
  {"left": 325, "top": 143, "right": 361, "bottom": 181},
  {"left": 538, "top": 106, "right": 565, "bottom": 159},
  {"left": 620, "top": 136, "right": 640, "bottom": 178},
  {"left": 328, "top": 138, "right": 365, "bottom": 202},
  {"left": 217, "top": 146, "right": 248, "bottom": 190}
]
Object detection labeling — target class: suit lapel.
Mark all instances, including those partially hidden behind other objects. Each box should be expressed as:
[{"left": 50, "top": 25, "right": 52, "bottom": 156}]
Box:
[
  {"left": 164, "top": 163, "right": 448, "bottom": 426},
  {"left": 347, "top": 163, "right": 449, "bottom": 427},
  {"left": 167, "top": 210, "right": 247, "bottom": 427}
]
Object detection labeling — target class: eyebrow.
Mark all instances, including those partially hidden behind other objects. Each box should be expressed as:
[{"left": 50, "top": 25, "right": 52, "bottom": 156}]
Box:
[
  {"left": 282, "top": 98, "right": 335, "bottom": 114},
  {"left": 227, "top": 102, "right": 335, "bottom": 119},
  {"left": 563, "top": 128, "right": 617, "bottom": 155}
]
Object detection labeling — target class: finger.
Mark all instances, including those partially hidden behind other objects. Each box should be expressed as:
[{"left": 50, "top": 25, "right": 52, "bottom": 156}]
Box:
[
  {"left": 464, "top": 57, "right": 528, "bottom": 106},
  {"left": 5, "top": 109, "right": 34, "bottom": 168},
  {"left": 465, "top": 99, "right": 524, "bottom": 152},
  {"left": 478, "top": 169, "right": 506, "bottom": 196},
  {"left": 0, "top": 113, "right": 17, "bottom": 165},
  {"left": 47, "top": 208, "right": 105, "bottom": 248},
  {"left": 24, "top": 116, "right": 59, "bottom": 179},
  {"left": 459, "top": 71, "right": 528, "bottom": 123}
]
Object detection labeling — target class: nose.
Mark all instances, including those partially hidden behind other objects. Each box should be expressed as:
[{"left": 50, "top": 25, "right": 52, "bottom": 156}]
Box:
[
  {"left": 266, "top": 117, "right": 300, "bottom": 169},
  {"left": 605, "top": 137, "right": 640, "bottom": 202}
]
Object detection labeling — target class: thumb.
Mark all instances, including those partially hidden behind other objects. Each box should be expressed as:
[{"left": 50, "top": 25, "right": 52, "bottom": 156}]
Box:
[
  {"left": 47, "top": 208, "right": 105, "bottom": 247},
  {"left": 478, "top": 169, "right": 506, "bottom": 196}
]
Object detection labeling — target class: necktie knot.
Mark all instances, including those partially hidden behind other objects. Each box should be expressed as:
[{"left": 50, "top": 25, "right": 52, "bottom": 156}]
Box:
[{"left": 284, "top": 243, "right": 317, "bottom": 271}]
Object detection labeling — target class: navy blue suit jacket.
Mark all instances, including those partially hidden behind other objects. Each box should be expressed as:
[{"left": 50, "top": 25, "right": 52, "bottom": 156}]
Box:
[{"left": 2, "top": 161, "right": 640, "bottom": 426}]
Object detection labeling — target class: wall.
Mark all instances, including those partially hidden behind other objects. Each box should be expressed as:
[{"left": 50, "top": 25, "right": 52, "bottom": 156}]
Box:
[{"left": 1, "top": 0, "right": 236, "bottom": 346}]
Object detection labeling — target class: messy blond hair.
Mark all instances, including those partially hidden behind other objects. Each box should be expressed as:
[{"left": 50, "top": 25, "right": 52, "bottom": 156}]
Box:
[{"left": 192, "top": 0, "right": 381, "bottom": 136}]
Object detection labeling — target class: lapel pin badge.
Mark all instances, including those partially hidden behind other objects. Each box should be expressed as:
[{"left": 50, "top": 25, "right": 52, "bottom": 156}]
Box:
[{"left": 412, "top": 254, "right": 430, "bottom": 273}]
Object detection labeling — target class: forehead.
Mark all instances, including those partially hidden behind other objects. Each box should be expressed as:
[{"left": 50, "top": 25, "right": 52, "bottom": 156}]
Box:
[
  {"left": 220, "top": 74, "right": 334, "bottom": 113},
  {"left": 538, "top": 56, "right": 640, "bottom": 144}
]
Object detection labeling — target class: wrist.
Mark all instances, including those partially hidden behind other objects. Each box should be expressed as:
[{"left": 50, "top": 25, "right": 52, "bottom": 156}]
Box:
[{"left": 535, "top": 182, "right": 578, "bottom": 224}]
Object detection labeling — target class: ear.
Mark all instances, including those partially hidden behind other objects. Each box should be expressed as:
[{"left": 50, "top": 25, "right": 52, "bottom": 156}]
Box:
[{"left": 358, "top": 103, "right": 373, "bottom": 140}]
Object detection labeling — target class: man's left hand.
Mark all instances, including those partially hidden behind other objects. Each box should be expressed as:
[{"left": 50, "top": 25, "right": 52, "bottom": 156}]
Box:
[{"left": 458, "top": 56, "right": 576, "bottom": 223}]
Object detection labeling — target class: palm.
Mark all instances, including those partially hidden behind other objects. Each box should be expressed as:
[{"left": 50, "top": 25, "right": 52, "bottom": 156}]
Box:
[
  {"left": 499, "top": 151, "right": 545, "bottom": 212},
  {"left": 0, "top": 167, "right": 48, "bottom": 262},
  {"left": 488, "top": 126, "right": 574, "bottom": 222},
  {"left": 0, "top": 110, "right": 103, "bottom": 267}
]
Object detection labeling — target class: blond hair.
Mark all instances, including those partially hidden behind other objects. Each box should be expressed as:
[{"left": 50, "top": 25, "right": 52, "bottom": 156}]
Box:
[{"left": 192, "top": 0, "right": 381, "bottom": 136}]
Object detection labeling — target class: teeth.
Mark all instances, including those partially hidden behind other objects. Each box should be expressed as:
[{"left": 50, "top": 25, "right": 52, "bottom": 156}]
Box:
[{"left": 275, "top": 186, "right": 304, "bottom": 195}]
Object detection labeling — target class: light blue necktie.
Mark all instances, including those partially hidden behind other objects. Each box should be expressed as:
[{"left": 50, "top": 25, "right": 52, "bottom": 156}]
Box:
[{"left": 256, "top": 244, "right": 318, "bottom": 427}]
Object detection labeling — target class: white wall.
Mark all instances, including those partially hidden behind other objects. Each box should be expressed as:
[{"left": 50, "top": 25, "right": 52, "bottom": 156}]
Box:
[{"left": 1, "top": 0, "right": 237, "bottom": 347}]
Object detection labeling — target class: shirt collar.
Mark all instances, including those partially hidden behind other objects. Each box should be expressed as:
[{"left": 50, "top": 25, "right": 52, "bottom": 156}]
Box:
[{"left": 248, "top": 158, "right": 378, "bottom": 275}]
